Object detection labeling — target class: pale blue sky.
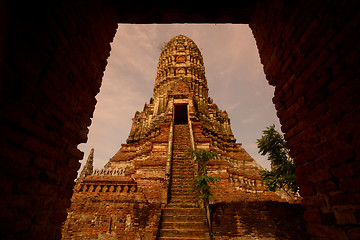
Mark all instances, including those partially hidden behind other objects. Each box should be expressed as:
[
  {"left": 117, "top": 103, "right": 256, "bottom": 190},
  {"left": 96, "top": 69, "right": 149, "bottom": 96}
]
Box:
[{"left": 78, "top": 24, "right": 281, "bottom": 173}]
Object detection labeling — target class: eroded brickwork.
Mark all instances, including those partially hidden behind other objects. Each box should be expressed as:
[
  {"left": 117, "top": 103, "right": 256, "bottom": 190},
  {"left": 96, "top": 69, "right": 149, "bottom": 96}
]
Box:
[
  {"left": 211, "top": 201, "right": 308, "bottom": 240},
  {"left": 62, "top": 177, "right": 161, "bottom": 240},
  {"left": 1, "top": 1, "right": 117, "bottom": 239},
  {"left": 250, "top": 1, "right": 360, "bottom": 239}
]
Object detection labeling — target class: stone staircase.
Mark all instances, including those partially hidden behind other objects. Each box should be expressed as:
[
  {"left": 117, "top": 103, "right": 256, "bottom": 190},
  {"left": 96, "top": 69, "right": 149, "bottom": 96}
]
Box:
[{"left": 158, "top": 124, "right": 210, "bottom": 240}]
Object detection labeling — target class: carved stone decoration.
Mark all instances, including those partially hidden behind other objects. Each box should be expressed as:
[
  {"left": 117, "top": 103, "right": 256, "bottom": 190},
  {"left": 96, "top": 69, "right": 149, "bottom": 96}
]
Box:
[
  {"left": 112, "top": 167, "right": 119, "bottom": 175},
  {"left": 78, "top": 148, "right": 94, "bottom": 181},
  {"left": 176, "top": 55, "right": 185, "bottom": 62}
]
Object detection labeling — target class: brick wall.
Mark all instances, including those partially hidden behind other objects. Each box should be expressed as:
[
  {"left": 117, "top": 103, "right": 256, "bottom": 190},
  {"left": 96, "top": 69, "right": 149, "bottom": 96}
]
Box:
[
  {"left": 211, "top": 201, "right": 308, "bottom": 239},
  {"left": 0, "top": 1, "right": 117, "bottom": 239},
  {"left": 62, "top": 186, "right": 161, "bottom": 240},
  {"left": 250, "top": 0, "right": 360, "bottom": 239}
]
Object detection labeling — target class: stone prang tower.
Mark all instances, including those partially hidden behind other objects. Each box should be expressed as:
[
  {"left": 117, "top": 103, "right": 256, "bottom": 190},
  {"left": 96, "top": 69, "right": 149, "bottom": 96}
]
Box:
[{"left": 62, "top": 35, "right": 283, "bottom": 240}]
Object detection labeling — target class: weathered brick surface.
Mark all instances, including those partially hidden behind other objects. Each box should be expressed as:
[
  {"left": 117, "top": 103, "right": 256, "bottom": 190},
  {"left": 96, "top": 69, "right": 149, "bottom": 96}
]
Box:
[
  {"left": 62, "top": 179, "right": 161, "bottom": 240},
  {"left": 1, "top": 1, "right": 117, "bottom": 239},
  {"left": 211, "top": 201, "right": 308, "bottom": 239},
  {"left": 250, "top": 0, "right": 360, "bottom": 238}
]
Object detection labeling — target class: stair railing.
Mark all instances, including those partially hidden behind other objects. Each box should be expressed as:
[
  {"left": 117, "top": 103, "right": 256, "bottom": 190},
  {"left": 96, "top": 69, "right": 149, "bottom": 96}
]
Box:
[
  {"left": 188, "top": 119, "right": 197, "bottom": 176},
  {"left": 189, "top": 119, "right": 212, "bottom": 235},
  {"left": 188, "top": 119, "right": 196, "bottom": 151},
  {"left": 162, "top": 122, "right": 174, "bottom": 207}
]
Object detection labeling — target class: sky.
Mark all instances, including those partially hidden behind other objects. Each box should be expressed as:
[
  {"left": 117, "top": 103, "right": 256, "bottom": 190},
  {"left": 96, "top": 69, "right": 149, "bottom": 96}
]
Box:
[{"left": 78, "top": 24, "right": 282, "bottom": 173}]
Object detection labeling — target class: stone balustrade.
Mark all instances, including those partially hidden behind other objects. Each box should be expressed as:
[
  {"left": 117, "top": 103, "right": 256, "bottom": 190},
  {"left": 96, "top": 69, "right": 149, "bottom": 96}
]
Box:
[
  {"left": 92, "top": 167, "right": 126, "bottom": 176},
  {"left": 76, "top": 182, "right": 137, "bottom": 193},
  {"left": 229, "top": 173, "right": 265, "bottom": 192}
]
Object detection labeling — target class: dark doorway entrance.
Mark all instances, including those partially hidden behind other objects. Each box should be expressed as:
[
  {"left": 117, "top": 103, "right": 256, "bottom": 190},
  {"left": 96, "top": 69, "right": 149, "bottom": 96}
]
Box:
[{"left": 174, "top": 104, "right": 188, "bottom": 124}]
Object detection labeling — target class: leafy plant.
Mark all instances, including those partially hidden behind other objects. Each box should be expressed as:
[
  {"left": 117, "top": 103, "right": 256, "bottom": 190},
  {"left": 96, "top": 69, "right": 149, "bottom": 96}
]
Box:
[
  {"left": 257, "top": 125, "right": 298, "bottom": 196},
  {"left": 190, "top": 174, "right": 220, "bottom": 201},
  {"left": 185, "top": 149, "right": 220, "bottom": 202},
  {"left": 185, "top": 149, "right": 220, "bottom": 231}
]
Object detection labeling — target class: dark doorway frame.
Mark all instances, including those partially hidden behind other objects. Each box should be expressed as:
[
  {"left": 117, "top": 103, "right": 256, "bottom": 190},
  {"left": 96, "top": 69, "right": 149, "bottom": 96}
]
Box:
[{"left": 174, "top": 104, "right": 188, "bottom": 125}]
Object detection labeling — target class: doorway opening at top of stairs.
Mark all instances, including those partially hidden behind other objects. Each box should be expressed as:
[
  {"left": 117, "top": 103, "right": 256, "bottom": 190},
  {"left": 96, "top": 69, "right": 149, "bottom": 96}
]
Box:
[{"left": 174, "top": 104, "right": 188, "bottom": 124}]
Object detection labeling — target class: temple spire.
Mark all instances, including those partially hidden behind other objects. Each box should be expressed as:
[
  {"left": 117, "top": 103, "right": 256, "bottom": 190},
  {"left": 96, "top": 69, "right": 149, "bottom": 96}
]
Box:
[{"left": 78, "top": 148, "right": 94, "bottom": 180}]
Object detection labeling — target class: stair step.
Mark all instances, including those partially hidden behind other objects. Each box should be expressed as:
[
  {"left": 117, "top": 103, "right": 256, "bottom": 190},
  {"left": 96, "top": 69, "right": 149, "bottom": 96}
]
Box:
[
  {"left": 171, "top": 170, "right": 193, "bottom": 172},
  {"left": 170, "top": 185, "right": 193, "bottom": 188},
  {"left": 171, "top": 179, "right": 193, "bottom": 182},
  {"left": 170, "top": 193, "right": 195, "bottom": 197},
  {"left": 170, "top": 185, "right": 193, "bottom": 189},
  {"left": 162, "top": 214, "right": 203, "bottom": 222},
  {"left": 169, "top": 199, "right": 196, "bottom": 204},
  {"left": 170, "top": 193, "right": 194, "bottom": 197},
  {"left": 170, "top": 189, "right": 193, "bottom": 193},
  {"left": 172, "top": 165, "right": 192, "bottom": 167},
  {"left": 171, "top": 186, "right": 193, "bottom": 189},
  {"left": 163, "top": 207, "right": 203, "bottom": 215},
  {"left": 171, "top": 168, "right": 194, "bottom": 171},
  {"left": 170, "top": 187, "right": 193, "bottom": 191},
  {"left": 159, "top": 237, "right": 205, "bottom": 240},
  {"left": 171, "top": 181, "right": 193, "bottom": 185},
  {"left": 170, "top": 194, "right": 194, "bottom": 198},
  {"left": 160, "top": 229, "right": 205, "bottom": 238},
  {"left": 171, "top": 176, "right": 193, "bottom": 179},
  {"left": 171, "top": 180, "right": 193, "bottom": 183},
  {"left": 170, "top": 191, "right": 194, "bottom": 195},
  {"left": 158, "top": 124, "right": 208, "bottom": 239},
  {"left": 169, "top": 198, "right": 195, "bottom": 202},
  {"left": 166, "top": 202, "right": 198, "bottom": 207},
  {"left": 171, "top": 163, "right": 193, "bottom": 165},
  {"left": 161, "top": 221, "right": 204, "bottom": 229},
  {"left": 170, "top": 195, "right": 195, "bottom": 199},
  {"left": 171, "top": 172, "right": 194, "bottom": 175}
]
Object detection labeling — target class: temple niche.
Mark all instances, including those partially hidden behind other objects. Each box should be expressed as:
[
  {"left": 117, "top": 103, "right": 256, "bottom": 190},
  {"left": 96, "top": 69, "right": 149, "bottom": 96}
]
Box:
[{"left": 62, "top": 35, "right": 303, "bottom": 240}]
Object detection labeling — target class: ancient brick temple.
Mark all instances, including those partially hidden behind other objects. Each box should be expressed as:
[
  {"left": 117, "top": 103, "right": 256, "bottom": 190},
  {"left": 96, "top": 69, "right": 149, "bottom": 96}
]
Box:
[{"left": 61, "top": 35, "right": 307, "bottom": 239}]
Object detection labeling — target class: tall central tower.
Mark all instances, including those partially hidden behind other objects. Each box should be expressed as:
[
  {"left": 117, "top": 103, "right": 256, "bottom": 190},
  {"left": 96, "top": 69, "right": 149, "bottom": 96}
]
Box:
[
  {"left": 126, "top": 35, "right": 234, "bottom": 145},
  {"left": 63, "top": 35, "right": 281, "bottom": 240}
]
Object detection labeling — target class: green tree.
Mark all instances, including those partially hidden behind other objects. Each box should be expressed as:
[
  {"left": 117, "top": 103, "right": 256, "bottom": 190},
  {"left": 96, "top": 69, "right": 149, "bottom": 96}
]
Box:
[{"left": 257, "top": 125, "right": 298, "bottom": 196}]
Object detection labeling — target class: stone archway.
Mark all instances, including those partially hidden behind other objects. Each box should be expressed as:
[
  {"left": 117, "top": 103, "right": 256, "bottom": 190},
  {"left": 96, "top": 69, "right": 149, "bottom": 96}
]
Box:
[{"left": 1, "top": 1, "right": 359, "bottom": 239}]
